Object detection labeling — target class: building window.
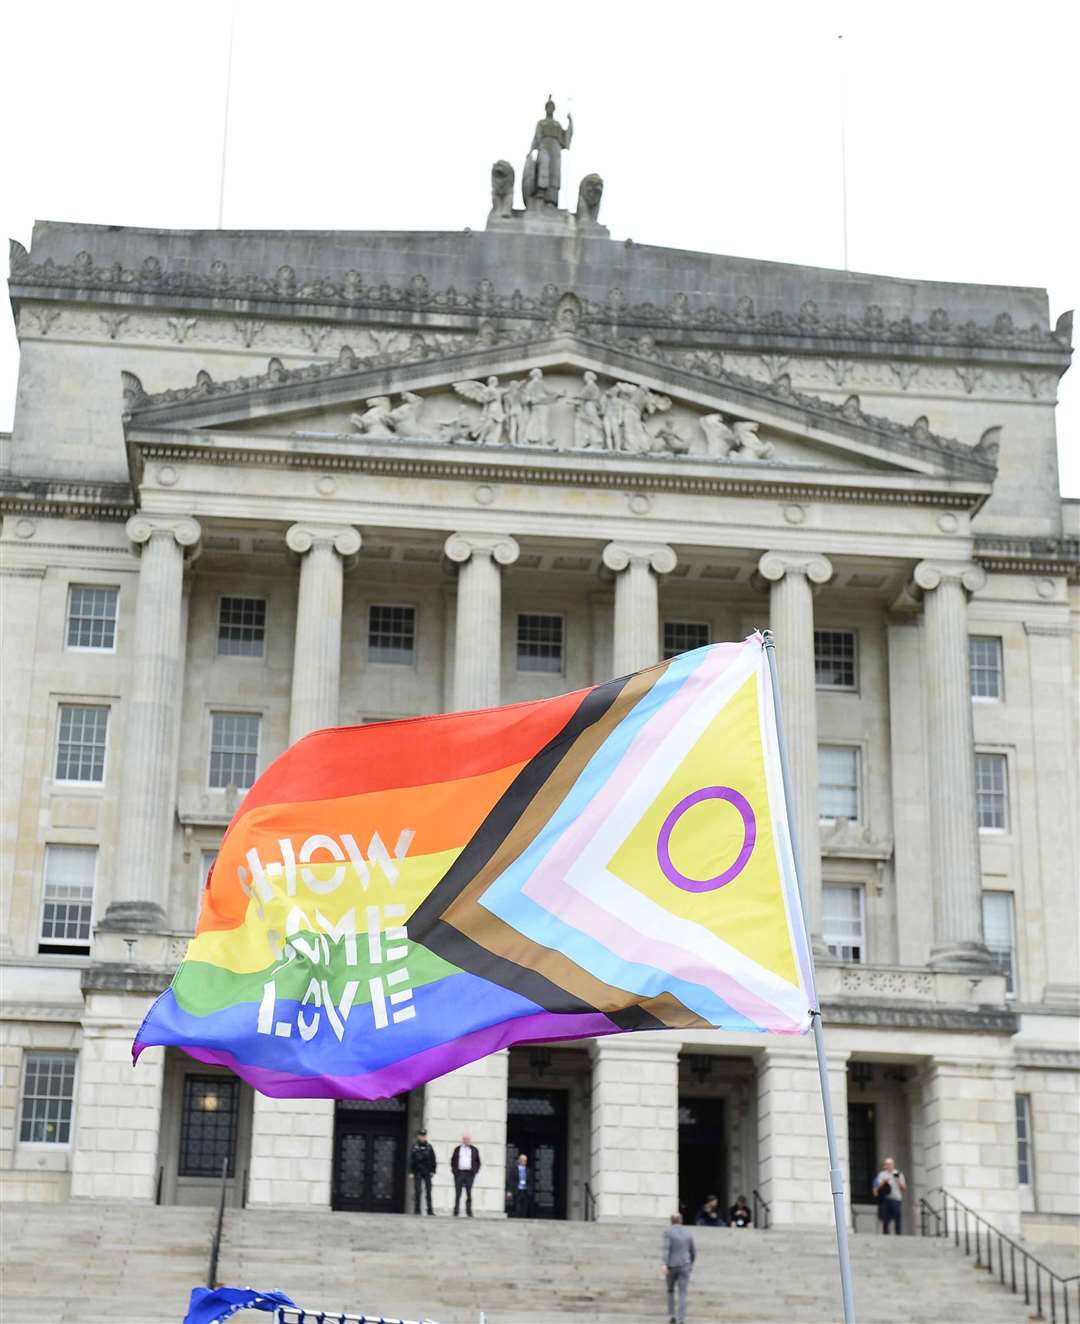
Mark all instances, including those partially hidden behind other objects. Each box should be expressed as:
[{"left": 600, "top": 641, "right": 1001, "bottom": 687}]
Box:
[
  {"left": 367, "top": 604, "right": 416, "bottom": 665},
  {"left": 969, "top": 636, "right": 1003, "bottom": 701},
  {"left": 975, "top": 752, "right": 1009, "bottom": 831},
  {"left": 66, "top": 586, "right": 118, "bottom": 651},
  {"left": 819, "top": 745, "right": 859, "bottom": 820},
  {"left": 663, "top": 621, "right": 710, "bottom": 660},
  {"left": 208, "top": 712, "right": 260, "bottom": 790},
  {"left": 217, "top": 596, "right": 266, "bottom": 657},
  {"left": 983, "top": 891, "right": 1017, "bottom": 996},
  {"left": 39, "top": 845, "right": 96, "bottom": 955},
  {"left": 1015, "top": 1094, "right": 1033, "bottom": 1187},
  {"left": 178, "top": 1075, "right": 240, "bottom": 1177},
  {"left": 19, "top": 1053, "right": 76, "bottom": 1144},
  {"left": 815, "top": 630, "right": 857, "bottom": 691},
  {"left": 54, "top": 705, "right": 109, "bottom": 784},
  {"left": 823, "top": 884, "right": 865, "bottom": 962},
  {"left": 517, "top": 613, "right": 564, "bottom": 674},
  {"left": 197, "top": 850, "right": 218, "bottom": 926}
]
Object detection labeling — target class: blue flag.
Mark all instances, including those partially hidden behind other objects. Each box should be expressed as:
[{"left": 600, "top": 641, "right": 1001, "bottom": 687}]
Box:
[{"left": 183, "top": 1286, "right": 297, "bottom": 1324}]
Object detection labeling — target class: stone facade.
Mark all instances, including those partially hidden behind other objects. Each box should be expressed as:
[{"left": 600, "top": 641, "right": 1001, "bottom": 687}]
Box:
[{"left": 1, "top": 151, "right": 1077, "bottom": 1243}]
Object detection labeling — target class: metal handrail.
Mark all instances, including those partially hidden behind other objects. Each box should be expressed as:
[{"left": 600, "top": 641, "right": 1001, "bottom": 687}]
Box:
[
  {"left": 751, "top": 1188, "right": 771, "bottom": 1231},
  {"left": 583, "top": 1181, "right": 597, "bottom": 1222},
  {"left": 920, "top": 1187, "right": 1079, "bottom": 1324},
  {"left": 206, "top": 1156, "right": 229, "bottom": 1288}
]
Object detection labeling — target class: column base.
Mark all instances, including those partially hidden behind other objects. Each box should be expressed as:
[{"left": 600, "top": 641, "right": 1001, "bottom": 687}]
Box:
[
  {"left": 98, "top": 900, "right": 167, "bottom": 932},
  {"left": 928, "top": 941, "right": 995, "bottom": 972}
]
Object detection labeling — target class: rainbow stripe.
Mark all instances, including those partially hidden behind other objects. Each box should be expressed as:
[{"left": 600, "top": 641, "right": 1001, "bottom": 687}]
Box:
[{"left": 134, "top": 635, "right": 815, "bottom": 1098}]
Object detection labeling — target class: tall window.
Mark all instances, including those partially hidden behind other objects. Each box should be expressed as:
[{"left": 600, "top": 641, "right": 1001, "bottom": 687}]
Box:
[
  {"left": 197, "top": 850, "right": 218, "bottom": 926},
  {"left": 975, "top": 753, "right": 1009, "bottom": 830},
  {"left": 1015, "top": 1094, "right": 1033, "bottom": 1187},
  {"left": 983, "top": 891, "right": 1017, "bottom": 996},
  {"left": 368, "top": 604, "right": 416, "bottom": 665},
  {"left": 815, "top": 630, "right": 857, "bottom": 691},
  {"left": 663, "top": 621, "right": 710, "bottom": 660},
  {"left": 66, "top": 586, "right": 118, "bottom": 651},
  {"left": 178, "top": 1075, "right": 240, "bottom": 1177},
  {"left": 54, "top": 705, "right": 109, "bottom": 784},
  {"left": 823, "top": 884, "right": 865, "bottom": 962},
  {"left": 208, "top": 712, "right": 260, "bottom": 789},
  {"left": 19, "top": 1053, "right": 76, "bottom": 1144},
  {"left": 819, "top": 745, "right": 859, "bottom": 820},
  {"left": 969, "top": 636, "right": 1003, "bottom": 701},
  {"left": 39, "top": 845, "right": 96, "bottom": 955},
  {"left": 517, "top": 614, "right": 564, "bottom": 674},
  {"left": 217, "top": 596, "right": 266, "bottom": 657}
]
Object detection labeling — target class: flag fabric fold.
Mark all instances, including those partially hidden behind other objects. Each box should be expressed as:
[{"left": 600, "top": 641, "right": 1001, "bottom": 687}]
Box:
[{"left": 135, "top": 634, "right": 815, "bottom": 1099}]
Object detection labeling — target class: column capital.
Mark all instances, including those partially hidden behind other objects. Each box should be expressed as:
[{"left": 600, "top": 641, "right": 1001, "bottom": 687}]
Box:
[
  {"left": 757, "top": 549, "right": 832, "bottom": 585},
  {"left": 444, "top": 531, "right": 520, "bottom": 567},
  {"left": 286, "top": 522, "right": 362, "bottom": 558},
  {"left": 601, "top": 540, "right": 677, "bottom": 575},
  {"left": 126, "top": 513, "right": 201, "bottom": 551},
  {"left": 912, "top": 559, "right": 986, "bottom": 596}
]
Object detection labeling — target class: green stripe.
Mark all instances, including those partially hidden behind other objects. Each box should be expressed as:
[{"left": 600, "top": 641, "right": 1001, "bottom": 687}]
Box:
[{"left": 173, "top": 936, "right": 460, "bottom": 1015}]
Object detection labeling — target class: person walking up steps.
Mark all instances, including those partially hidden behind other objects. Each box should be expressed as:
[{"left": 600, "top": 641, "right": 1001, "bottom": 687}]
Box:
[{"left": 661, "top": 1212, "right": 696, "bottom": 1324}]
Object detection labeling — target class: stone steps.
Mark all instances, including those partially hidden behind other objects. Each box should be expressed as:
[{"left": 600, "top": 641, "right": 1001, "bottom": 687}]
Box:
[{"left": 0, "top": 1203, "right": 1038, "bottom": 1324}]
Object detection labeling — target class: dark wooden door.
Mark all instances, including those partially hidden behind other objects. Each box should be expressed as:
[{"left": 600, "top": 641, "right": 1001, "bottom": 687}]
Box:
[
  {"left": 332, "top": 1098, "right": 407, "bottom": 1213},
  {"left": 506, "top": 1087, "right": 569, "bottom": 1219}
]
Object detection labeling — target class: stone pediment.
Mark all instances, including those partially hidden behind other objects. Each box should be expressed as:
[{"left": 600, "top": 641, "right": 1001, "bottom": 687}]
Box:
[{"left": 121, "top": 331, "right": 999, "bottom": 482}]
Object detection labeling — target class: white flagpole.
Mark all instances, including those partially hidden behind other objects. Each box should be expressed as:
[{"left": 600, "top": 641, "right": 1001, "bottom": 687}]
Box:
[{"left": 762, "top": 629, "right": 857, "bottom": 1324}]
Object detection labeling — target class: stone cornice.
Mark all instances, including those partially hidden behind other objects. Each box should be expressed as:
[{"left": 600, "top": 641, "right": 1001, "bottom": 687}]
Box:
[
  {"left": 126, "top": 429, "right": 993, "bottom": 511},
  {"left": 1014, "top": 1047, "right": 1080, "bottom": 1070},
  {"left": 974, "top": 533, "right": 1080, "bottom": 583},
  {"left": 10, "top": 239, "right": 1072, "bottom": 368},
  {"left": 0, "top": 475, "right": 135, "bottom": 521},
  {"left": 820, "top": 1000, "right": 1018, "bottom": 1034}
]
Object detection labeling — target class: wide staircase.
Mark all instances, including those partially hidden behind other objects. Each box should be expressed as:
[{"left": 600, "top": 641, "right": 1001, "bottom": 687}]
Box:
[{"left": 0, "top": 1201, "right": 1058, "bottom": 1324}]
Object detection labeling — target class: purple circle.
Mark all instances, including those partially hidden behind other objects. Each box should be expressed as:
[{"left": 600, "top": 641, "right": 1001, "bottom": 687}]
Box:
[{"left": 656, "top": 787, "right": 757, "bottom": 893}]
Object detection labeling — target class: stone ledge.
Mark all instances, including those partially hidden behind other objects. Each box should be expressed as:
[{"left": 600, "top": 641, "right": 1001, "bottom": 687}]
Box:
[
  {"left": 820, "top": 1000, "right": 1017, "bottom": 1034},
  {"left": 81, "top": 965, "right": 173, "bottom": 997}
]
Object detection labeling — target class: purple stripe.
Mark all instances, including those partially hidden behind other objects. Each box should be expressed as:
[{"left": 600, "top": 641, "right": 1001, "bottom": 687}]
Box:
[{"left": 135, "top": 1009, "right": 620, "bottom": 1100}]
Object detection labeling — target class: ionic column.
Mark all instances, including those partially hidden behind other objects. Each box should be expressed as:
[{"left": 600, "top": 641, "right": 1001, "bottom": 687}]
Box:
[
  {"left": 757, "top": 551, "right": 832, "bottom": 949},
  {"left": 286, "top": 523, "right": 361, "bottom": 742},
  {"left": 913, "top": 560, "right": 991, "bottom": 970},
  {"left": 601, "top": 541, "right": 677, "bottom": 675},
  {"left": 444, "top": 532, "right": 520, "bottom": 710},
  {"left": 103, "top": 514, "right": 200, "bottom": 931}
]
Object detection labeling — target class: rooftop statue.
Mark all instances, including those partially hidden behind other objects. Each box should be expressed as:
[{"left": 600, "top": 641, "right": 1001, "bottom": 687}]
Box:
[{"left": 522, "top": 96, "right": 573, "bottom": 210}]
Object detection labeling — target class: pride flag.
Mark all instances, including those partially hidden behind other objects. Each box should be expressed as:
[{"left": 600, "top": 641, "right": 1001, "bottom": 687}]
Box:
[{"left": 134, "top": 635, "right": 815, "bottom": 1098}]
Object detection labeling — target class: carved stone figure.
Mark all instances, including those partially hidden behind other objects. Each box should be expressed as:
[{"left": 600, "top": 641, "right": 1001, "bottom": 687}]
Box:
[
  {"left": 653, "top": 422, "right": 691, "bottom": 454},
  {"left": 732, "top": 420, "right": 774, "bottom": 459},
  {"left": 389, "top": 392, "right": 425, "bottom": 436},
  {"left": 570, "top": 371, "right": 605, "bottom": 449},
  {"left": 615, "top": 382, "right": 670, "bottom": 452},
  {"left": 602, "top": 384, "right": 623, "bottom": 450},
  {"left": 351, "top": 396, "right": 395, "bottom": 437},
  {"left": 453, "top": 376, "right": 506, "bottom": 445},
  {"left": 576, "top": 173, "right": 604, "bottom": 224},
  {"left": 502, "top": 378, "right": 525, "bottom": 446},
  {"left": 700, "top": 413, "right": 739, "bottom": 457},
  {"left": 489, "top": 161, "right": 515, "bottom": 220},
  {"left": 521, "top": 367, "right": 561, "bottom": 445},
  {"left": 437, "top": 410, "right": 475, "bottom": 444},
  {"left": 699, "top": 413, "right": 774, "bottom": 460},
  {"left": 522, "top": 97, "right": 573, "bottom": 210}
]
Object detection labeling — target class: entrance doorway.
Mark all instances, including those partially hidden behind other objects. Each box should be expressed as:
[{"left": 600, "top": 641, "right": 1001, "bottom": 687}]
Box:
[
  {"left": 332, "top": 1097, "right": 408, "bottom": 1213},
  {"left": 159, "top": 1050, "right": 254, "bottom": 1207},
  {"left": 678, "top": 1096, "right": 726, "bottom": 1222},
  {"left": 506, "top": 1087, "right": 568, "bottom": 1219},
  {"left": 847, "top": 1101, "right": 878, "bottom": 1208}
]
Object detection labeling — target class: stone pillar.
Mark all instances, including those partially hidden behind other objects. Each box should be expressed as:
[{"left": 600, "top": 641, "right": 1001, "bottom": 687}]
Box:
[
  {"left": 757, "top": 551, "right": 833, "bottom": 948},
  {"left": 601, "top": 541, "right": 677, "bottom": 675},
  {"left": 103, "top": 515, "right": 200, "bottom": 931},
  {"left": 422, "top": 1052, "right": 509, "bottom": 1216},
  {"left": 913, "top": 560, "right": 991, "bottom": 970},
  {"left": 589, "top": 1036, "right": 679, "bottom": 1220},
  {"left": 755, "top": 1042, "right": 850, "bottom": 1227},
  {"left": 246, "top": 1096, "right": 335, "bottom": 1209},
  {"left": 443, "top": 532, "right": 520, "bottom": 710},
  {"left": 286, "top": 523, "right": 361, "bottom": 743}
]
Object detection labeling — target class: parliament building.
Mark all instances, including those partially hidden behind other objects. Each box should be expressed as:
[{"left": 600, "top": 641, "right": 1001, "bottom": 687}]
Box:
[{"left": 1, "top": 108, "right": 1077, "bottom": 1245}]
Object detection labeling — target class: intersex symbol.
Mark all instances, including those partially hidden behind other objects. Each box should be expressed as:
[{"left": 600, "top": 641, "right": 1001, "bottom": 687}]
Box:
[{"left": 656, "top": 786, "right": 757, "bottom": 893}]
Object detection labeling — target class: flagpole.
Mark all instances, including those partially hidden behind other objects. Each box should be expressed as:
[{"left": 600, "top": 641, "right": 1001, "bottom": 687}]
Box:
[{"left": 762, "top": 629, "right": 857, "bottom": 1324}]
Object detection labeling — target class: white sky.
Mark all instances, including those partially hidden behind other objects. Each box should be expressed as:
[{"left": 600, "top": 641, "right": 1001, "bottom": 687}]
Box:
[{"left": 3, "top": 0, "right": 1077, "bottom": 497}]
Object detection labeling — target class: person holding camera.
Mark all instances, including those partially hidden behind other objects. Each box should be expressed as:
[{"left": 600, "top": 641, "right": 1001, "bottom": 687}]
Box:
[{"left": 873, "top": 1156, "right": 907, "bottom": 1234}]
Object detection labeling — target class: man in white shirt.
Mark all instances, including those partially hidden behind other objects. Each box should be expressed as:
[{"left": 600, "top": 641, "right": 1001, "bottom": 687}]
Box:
[
  {"left": 873, "top": 1156, "right": 907, "bottom": 1235},
  {"left": 450, "top": 1132, "right": 482, "bottom": 1217}
]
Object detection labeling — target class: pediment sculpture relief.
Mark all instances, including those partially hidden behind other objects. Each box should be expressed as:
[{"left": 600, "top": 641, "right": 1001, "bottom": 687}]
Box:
[{"left": 347, "top": 368, "right": 776, "bottom": 461}]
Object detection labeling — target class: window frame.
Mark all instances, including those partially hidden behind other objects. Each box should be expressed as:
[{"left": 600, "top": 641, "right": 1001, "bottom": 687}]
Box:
[
  {"left": 975, "top": 750, "right": 1010, "bottom": 834},
  {"left": 366, "top": 602, "right": 418, "bottom": 668},
  {"left": 215, "top": 594, "right": 268, "bottom": 660},
  {"left": 17, "top": 1051, "right": 78, "bottom": 1148},
  {"left": 197, "top": 849, "right": 219, "bottom": 927},
  {"left": 64, "top": 585, "right": 119, "bottom": 654},
  {"left": 207, "top": 710, "right": 262, "bottom": 792},
  {"left": 662, "top": 620, "right": 711, "bottom": 661},
  {"left": 818, "top": 743, "right": 861, "bottom": 823},
  {"left": 814, "top": 628, "right": 859, "bottom": 693},
  {"left": 982, "top": 889, "right": 1018, "bottom": 998},
  {"left": 1015, "top": 1093, "right": 1034, "bottom": 1190},
  {"left": 969, "top": 635, "right": 1004, "bottom": 703},
  {"left": 822, "top": 882, "right": 866, "bottom": 964},
  {"left": 38, "top": 843, "right": 98, "bottom": 955},
  {"left": 515, "top": 612, "right": 566, "bottom": 676},
  {"left": 53, "top": 703, "right": 111, "bottom": 787}
]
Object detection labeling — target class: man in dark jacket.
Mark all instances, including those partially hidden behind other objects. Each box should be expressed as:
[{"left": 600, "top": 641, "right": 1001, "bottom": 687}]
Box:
[
  {"left": 409, "top": 1129, "right": 437, "bottom": 1215},
  {"left": 508, "top": 1152, "right": 532, "bottom": 1217},
  {"left": 450, "top": 1132, "right": 482, "bottom": 1217}
]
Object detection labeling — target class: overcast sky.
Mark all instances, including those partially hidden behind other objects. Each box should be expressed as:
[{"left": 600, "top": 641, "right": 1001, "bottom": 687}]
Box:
[{"left": 3, "top": 0, "right": 1077, "bottom": 496}]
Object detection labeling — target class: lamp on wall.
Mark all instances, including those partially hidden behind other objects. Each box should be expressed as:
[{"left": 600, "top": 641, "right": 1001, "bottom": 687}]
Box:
[
  {"left": 528, "top": 1047, "right": 552, "bottom": 1078},
  {"left": 688, "top": 1054, "right": 713, "bottom": 1086}
]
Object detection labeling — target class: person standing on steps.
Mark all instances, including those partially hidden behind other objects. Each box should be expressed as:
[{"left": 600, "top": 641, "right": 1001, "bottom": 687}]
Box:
[
  {"left": 873, "top": 1155, "right": 907, "bottom": 1235},
  {"left": 508, "top": 1152, "right": 532, "bottom": 1217},
  {"left": 409, "top": 1128, "right": 437, "bottom": 1215},
  {"left": 661, "top": 1211, "right": 696, "bottom": 1324},
  {"left": 450, "top": 1132, "right": 482, "bottom": 1217}
]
